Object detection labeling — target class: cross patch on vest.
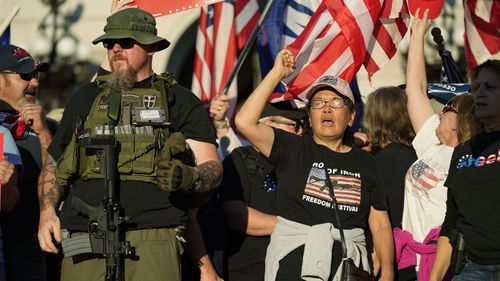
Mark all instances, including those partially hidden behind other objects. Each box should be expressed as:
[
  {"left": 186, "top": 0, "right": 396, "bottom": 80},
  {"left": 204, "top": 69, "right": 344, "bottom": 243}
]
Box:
[{"left": 143, "top": 95, "right": 156, "bottom": 108}]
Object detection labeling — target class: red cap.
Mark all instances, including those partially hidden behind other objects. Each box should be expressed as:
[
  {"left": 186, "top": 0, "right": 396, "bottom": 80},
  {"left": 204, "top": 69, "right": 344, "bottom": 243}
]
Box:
[{"left": 408, "top": 0, "right": 444, "bottom": 19}]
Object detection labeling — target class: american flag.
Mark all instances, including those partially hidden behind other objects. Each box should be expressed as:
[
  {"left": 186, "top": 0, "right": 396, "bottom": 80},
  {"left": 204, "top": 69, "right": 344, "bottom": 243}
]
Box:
[
  {"left": 191, "top": 0, "right": 260, "bottom": 118},
  {"left": 304, "top": 167, "right": 362, "bottom": 206},
  {"left": 407, "top": 160, "right": 442, "bottom": 196},
  {"left": 282, "top": 0, "right": 409, "bottom": 100},
  {"left": 331, "top": 175, "right": 362, "bottom": 206},
  {"left": 463, "top": 0, "right": 500, "bottom": 70},
  {"left": 305, "top": 167, "right": 331, "bottom": 202}
]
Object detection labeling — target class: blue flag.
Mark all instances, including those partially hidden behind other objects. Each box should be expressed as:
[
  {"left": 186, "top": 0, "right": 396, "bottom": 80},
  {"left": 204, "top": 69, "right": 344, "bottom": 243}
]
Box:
[
  {"left": 257, "top": 0, "right": 318, "bottom": 94},
  {"left": 439, "top": 50, "right": 464, "bottom": 83},
  {"left": 0, "top": 25, "right": 10, "bottom": 45}
]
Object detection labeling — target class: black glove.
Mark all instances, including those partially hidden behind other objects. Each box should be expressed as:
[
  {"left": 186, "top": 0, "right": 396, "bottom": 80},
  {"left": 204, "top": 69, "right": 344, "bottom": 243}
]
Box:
[{"left": 157, "top": 132, "right": 200, "bottom": 192}]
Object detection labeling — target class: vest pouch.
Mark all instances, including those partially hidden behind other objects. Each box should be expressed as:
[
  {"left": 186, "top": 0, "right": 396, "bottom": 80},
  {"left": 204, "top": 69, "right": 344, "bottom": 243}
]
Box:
[
  {"left": 116, "top": 133, "right": 134, "bottom": 174},
  {"left": 133, "top": 134, "right": 157, "bottom": 174}
]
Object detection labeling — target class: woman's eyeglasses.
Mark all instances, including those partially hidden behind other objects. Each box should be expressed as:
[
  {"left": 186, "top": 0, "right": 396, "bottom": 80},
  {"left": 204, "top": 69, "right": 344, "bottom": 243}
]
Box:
[
  {"left": 309, "top": 98, "right": 347, "bottom": 109},
  {"left": 0, "top": 71, "right": 40, "bottom": 82},
  {"left": 442, "top": 104, "right": 458, "bottom": 114},
  {"left": 103, "top": 39, "right": 136, "bottom": 50}
]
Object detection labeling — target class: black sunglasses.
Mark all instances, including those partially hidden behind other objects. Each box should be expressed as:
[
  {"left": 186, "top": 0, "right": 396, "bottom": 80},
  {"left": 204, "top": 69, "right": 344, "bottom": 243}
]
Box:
[
  {"left": 1, "top": 71, "right": 40, "bottom": 82},
  {"left": 103, "top": 39, "right": 136, "bottom": 50},
  {"left": 442, "top": 104, "right": 458, "bottom": 114}
]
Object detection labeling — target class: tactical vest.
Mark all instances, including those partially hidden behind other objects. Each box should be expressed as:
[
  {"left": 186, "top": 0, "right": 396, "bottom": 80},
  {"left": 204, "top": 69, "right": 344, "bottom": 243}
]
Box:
[{"left": 78, "top": 73, "right": 176, "bottom": 184}]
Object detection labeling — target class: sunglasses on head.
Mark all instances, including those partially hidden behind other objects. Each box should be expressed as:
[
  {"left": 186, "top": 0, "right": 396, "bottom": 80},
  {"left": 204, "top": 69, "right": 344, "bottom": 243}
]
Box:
[
  {"left": 0, "top": 71, "right": 40, "bottom": 82},
  {"left": 103, "top": 39, "right": 136, "bottom": 50},
  {"left": 269, "top": 118, "right": 306, "bottom": 133},
  {"left": 442, "top": 103, "right": 458, "bottom": 114}
]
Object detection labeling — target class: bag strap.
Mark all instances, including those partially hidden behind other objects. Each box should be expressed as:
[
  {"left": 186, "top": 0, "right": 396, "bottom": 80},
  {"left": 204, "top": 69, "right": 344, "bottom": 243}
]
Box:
[{"left": 323, "top": 165, "right": 348, "bottom": 259}]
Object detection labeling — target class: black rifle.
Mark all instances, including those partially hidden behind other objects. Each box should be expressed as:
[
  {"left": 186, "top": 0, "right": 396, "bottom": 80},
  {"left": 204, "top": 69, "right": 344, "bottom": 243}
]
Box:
[{"left": 71, "top": 134, "right": 135, "bottom": 281}]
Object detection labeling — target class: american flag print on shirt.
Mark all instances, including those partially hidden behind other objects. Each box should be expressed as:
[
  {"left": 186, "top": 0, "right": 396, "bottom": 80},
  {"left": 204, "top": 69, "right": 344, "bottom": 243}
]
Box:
[
  {"left": 304, "top": 167, "right": 362, "bottom": 207},
  {"left": 407, "top": 160, "right": 443, "bottom": 197}
]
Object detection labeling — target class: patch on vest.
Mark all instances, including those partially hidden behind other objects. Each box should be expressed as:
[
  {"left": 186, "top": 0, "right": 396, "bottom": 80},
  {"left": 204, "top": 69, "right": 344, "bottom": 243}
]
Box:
[
  {"left": 121, "top": 93, "right": 141, "bottom": 107},
  {"left": 143, "top": 95, "right": 156, "bottom": 108},
  {"left": 98, "top": 94, "right": 109, "bottom": 111}
]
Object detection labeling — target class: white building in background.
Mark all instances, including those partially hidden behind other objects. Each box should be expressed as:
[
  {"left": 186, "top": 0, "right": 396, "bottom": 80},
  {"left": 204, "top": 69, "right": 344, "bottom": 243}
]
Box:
[{"left": 1, "top": 0, "right": 479, "bottom": 102}]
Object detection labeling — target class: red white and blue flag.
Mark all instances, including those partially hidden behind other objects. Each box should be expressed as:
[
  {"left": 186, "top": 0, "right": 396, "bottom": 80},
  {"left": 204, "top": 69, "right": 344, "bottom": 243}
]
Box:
[
  {"left": 463, "top": 0, "right": 500, "bottom": 70},
  {"left": 191, "top": 0, "right": 260, "bottom": 119},
  {"left": 281, "top": 0, "right": 409, "bottom": 101}
]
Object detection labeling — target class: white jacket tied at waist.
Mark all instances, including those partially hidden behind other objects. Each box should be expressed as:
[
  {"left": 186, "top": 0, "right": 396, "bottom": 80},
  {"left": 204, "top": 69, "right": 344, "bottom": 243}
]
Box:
[{"left": 265, "top": 216, "right": 370, "bottom": 281}]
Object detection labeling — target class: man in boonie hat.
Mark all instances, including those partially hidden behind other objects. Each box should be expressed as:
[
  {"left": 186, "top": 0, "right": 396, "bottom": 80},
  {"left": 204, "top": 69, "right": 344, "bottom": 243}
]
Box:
[{"left": 37, "top": 6, "right": 222, "bottom": 281}]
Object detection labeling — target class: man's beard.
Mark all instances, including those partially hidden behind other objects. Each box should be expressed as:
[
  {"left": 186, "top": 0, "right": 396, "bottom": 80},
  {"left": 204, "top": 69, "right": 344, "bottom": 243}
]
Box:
[
  {"left": 18, "top": 87, "right": 37, "bottom": 108},
  {"left": 109, "top": 57, "right": 137, "bottom": 91}
]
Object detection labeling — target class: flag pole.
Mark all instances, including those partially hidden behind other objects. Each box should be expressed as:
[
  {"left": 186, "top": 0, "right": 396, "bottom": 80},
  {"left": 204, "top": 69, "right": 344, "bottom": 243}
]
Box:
[
  {"left": 0, "top": 6, "right": 20, "bottom": 37},
  {"left": 220, "top": 0, "right": 277, "bottom": 96}
]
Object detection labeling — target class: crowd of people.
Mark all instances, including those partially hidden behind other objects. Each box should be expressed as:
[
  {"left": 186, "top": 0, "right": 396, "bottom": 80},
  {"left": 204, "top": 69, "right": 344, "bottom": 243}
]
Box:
[{"left": 0, "top": 2, "right": 498, "bottom": 281}]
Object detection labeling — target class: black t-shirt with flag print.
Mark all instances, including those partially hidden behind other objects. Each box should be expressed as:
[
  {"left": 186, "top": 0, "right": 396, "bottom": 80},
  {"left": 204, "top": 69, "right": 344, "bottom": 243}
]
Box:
[{"left": 268, "top": 129, "right": 387, "bottom": 280}]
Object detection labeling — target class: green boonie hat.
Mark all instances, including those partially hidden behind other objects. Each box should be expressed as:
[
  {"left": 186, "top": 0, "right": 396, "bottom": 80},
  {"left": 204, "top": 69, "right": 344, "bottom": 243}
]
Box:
[{"left": 92, "top": 8, "right": 170, "bottom": 51}]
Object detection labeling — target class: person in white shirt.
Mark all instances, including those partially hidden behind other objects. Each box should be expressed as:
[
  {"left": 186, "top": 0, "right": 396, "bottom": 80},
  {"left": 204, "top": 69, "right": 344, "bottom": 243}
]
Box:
[{"left": 400, "top": 9, "right": 482, "bottom": 279}]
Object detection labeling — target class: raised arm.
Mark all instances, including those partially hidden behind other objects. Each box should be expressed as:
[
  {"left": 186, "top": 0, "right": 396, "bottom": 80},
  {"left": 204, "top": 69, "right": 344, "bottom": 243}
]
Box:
[
  {"left": 37, "top": 153, "right": 63, "bottom": 253},
  {"left": 235, "top": 49, "right": 295, "bottom": 157},
  {"left": 406, "top": 9, "right": 435, "bottom": 133}
]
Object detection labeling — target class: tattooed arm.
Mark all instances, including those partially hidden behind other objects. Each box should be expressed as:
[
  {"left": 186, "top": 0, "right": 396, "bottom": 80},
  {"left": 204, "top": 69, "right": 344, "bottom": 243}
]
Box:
[
  {"left": 37, "top": 153, "right": 64, "bottom": 253},
  {"left": 186, "top": 139, "right": 222, "bottom": 193}
]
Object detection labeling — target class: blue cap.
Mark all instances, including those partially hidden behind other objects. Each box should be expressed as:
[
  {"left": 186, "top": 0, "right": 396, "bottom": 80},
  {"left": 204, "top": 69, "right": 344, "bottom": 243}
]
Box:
[{"left": 0, "top": 44, "right": 49, "bottom": 74}]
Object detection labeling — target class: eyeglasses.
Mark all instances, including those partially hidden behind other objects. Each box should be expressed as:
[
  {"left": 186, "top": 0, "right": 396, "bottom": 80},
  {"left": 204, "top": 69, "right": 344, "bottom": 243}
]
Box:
[
  {"left": 269, "top": 118, "right": 306, "bottom": 133},
  {"left": 442, "top": 104, "right": 458, "bottom": 114},
  {"left": 309, "top": 98, "right": 347, "bottom": 109},
  {"left": 103, "top": 39, "right": 136, "bottom": 50},
  {"left": 0, "top": 71, "right": 40, "bottom": 82}
]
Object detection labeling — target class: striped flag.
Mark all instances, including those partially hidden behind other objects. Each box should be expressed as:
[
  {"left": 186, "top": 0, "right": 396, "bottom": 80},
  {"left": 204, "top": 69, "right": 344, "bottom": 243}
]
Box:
[
  {"left": 191, "top": 0, "right": 260, "bottom": 119},
  {"left": 282, "top": 0, "right": 409, "bottom": 100},
  {"left": 407, "top": 160, "right": 441, "bottom": 197},
  {"left": 257, "top": 0, "right": 321, "bottom": 86},
  {"left": 463, "top": 0, "right": 500, "bottom": 70},
  {"left": 364, "top": 0, "right": 409, "bottom": 78},
  {"left": 304, "top": 167, "right": 362, "bottom": 206}
]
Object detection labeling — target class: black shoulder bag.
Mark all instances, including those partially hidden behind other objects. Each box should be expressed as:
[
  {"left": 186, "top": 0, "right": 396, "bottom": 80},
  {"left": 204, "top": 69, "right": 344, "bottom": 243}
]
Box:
[{"left": 323, "top": 167, "right": 374, "bottom": 281}]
